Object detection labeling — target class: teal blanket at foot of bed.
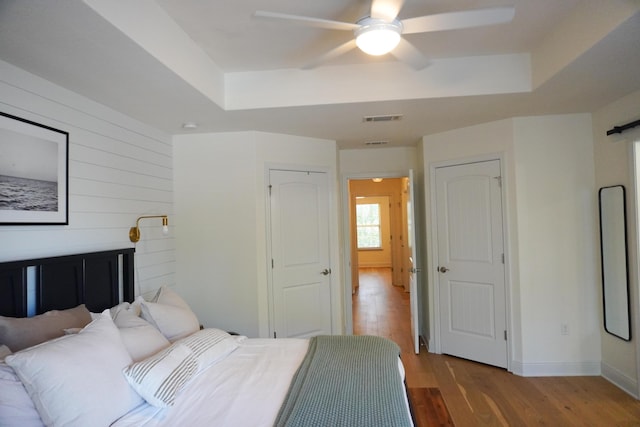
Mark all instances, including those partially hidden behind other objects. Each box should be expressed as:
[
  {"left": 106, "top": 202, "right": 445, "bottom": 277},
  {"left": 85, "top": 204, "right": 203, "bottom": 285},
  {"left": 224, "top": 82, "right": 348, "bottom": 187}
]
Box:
[{"left": 274, "top": 335, "right": 413, "bottom": 427}]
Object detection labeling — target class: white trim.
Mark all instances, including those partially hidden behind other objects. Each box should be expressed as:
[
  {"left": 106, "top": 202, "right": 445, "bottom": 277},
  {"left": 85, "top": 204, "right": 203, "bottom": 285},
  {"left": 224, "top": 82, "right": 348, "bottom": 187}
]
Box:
[
  {"left": 428, "top": 166, "right": 441, "bottom": 354},
  {"left": 511, "top": 360, "right": 601, "bottom": 377},
  {"left": 264, "top": 166, "right": 276, "bottom": 338},
  {"left": 340, "top": 173, "right": 353, "bottom": 335},
  {"left": 340, "top": 170, "right": 414, "bottom": 336},
  {"left": 631, "top": 141, "right": 640, "bottom": 398},
  {"left": 602, "top": 360, "right": 639, "bottom": 399}
]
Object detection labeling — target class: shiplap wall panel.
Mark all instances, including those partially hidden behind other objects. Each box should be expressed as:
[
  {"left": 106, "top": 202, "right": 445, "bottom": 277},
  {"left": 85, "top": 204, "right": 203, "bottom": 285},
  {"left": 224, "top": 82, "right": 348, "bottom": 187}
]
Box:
[
  {"left": 72, "top": 145, "right": 172, "bottom": 179},
  {"left": 72, "top": 196, "right": 171, "bottom": 215},
  {"left": 70, "top": 178, "right": 173, "bottom": 203},
  {"left": 71, "top": 125, "right": 173, "bottom": 158},
  {"left": 72, "top": 162, "right": 172, "bottom": 190},
  {"left": 2, "top": 81, "right": 168, "bottom": 144},
  {"left": 0, "top": 60, "right": 175, "bottom": 296},
  {"left": 136, "top": 261, "right": 176, "bottom": 297}
]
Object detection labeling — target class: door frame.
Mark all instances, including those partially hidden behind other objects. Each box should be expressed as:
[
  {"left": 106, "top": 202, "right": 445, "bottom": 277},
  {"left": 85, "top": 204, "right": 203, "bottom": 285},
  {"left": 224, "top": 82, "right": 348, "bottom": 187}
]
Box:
[
  {"left": 428, "top": 153, "right": 513, "bottom": 371},
  {"left": 341, "top": 170, "right": 417, "bottom": 336}
]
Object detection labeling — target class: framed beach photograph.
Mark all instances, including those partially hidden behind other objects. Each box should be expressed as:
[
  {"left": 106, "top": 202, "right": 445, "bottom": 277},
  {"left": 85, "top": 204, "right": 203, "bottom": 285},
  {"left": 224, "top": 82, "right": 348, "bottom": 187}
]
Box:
[{"left": 0, "top": 112, "right": 69, "bottom": 225}]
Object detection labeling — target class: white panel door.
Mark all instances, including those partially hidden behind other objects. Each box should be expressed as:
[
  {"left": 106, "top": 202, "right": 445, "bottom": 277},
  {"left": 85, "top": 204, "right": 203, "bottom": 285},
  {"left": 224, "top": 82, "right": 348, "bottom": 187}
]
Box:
[
  {"left": 269, "top": 169, "right": 332, "bottom": 338},
  {"left": 407, "top": 170, "right": 420, "bottom": 354},
  {"left": 435, "top": 160, "right": 507, "bottom": 368}
]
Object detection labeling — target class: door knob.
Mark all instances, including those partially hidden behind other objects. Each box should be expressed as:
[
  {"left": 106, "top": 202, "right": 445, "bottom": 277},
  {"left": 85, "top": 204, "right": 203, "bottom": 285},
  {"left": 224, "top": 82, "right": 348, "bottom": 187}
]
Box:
[
  {"left": 438, "top": 266, "right": 449, "bottom": 273},
  {"left": 321, "top": 268, "right": 331, "bottom": 275}
]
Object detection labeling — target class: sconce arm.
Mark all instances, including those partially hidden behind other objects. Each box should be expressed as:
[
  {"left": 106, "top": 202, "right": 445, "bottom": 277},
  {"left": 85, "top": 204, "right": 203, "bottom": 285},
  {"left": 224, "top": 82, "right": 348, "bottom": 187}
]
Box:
[{"left": 129, "top": 215, "right": 169, "bottom": 243}]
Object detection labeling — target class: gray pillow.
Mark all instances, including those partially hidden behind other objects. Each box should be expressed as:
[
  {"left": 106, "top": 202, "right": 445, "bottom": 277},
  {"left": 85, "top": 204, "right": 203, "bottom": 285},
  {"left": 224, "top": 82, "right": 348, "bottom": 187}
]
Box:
[{"left": 0, "top": 304, "right": 92, "bottom": 352}]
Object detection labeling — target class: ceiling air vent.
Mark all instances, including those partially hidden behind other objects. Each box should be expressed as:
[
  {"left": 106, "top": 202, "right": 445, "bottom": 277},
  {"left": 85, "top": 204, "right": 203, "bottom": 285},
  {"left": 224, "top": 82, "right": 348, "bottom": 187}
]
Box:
[
  {"left": 364, "top": 140, "right": 389, "bottom": 146},
  {"left": 363, "top": 114, "right": 402, "bottom": 123}
]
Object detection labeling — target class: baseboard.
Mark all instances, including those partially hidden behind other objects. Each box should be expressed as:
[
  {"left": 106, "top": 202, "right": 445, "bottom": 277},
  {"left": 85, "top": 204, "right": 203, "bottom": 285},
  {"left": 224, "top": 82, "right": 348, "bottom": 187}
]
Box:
[
  {"left": 601, "top": 361, "right": 639, "bottom": 398},
  {"left": 510, "top": 360, "right": 601, "bottom": 377},
  {"left": 423, "top": 349, "right": 604, "bottom": 379}
]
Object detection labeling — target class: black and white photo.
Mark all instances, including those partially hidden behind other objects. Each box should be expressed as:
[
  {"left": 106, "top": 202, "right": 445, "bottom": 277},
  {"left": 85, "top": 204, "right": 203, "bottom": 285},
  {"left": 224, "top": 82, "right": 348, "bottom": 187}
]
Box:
[{"left": 0, "top": 112, "right": 68, "bottom": 225}]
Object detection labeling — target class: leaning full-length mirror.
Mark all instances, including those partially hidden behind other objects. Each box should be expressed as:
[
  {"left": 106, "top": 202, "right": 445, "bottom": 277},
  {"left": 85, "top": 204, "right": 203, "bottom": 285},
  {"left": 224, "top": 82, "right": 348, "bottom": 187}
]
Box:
[{"left": 599, "top": 185, "right": 631, "bottom": 341}]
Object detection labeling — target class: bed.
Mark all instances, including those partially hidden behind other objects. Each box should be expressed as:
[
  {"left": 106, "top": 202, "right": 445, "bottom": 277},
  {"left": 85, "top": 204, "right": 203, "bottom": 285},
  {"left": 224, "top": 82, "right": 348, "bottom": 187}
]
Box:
[{"left": 0, "top": 248, "right": 414, "bottom": 427}]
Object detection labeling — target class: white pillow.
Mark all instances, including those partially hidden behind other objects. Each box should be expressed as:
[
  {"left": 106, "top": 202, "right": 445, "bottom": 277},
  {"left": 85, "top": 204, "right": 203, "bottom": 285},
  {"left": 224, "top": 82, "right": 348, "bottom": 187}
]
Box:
[
  {"left": 140, "top": 301, "right": 199, "bottom": 342},
  {"left": 123, "top": 329, "right": 238, "bottom": 407},
  {"left": 0, "top": 360, "right": 44, "bottom": 427},
  {"left": 139, "top": 287, "right": 200, "bottom": 342},
  {"left": 177, "top": 328, "right": 239, "bottom": 369},
  {"left": 110, "top": 300, "right": 142, "bottom": 318},
  {"left": 123, "top": 342, "right": 197, "bottom": 407},
  {"left": 152, "top": 286, "right": 192, "bottom": 310},
  {"left": 112, "top": 309, "right": 170, "bottom": 361},
  {"left": 0, "top": 344, "right": 11, "bottom": 359},
  {"left": 5, "top": 311, "right": 144, "bottom": 427}
]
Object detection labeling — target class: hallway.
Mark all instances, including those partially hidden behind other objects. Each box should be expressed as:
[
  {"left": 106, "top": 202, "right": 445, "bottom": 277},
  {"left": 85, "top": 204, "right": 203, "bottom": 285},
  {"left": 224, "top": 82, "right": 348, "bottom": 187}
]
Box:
[
  {"left": 352, "top": 267, "right": 413, "bottom": 351},
  {"left": 352, "top": 267, "right": 453, "bottom": 426}
]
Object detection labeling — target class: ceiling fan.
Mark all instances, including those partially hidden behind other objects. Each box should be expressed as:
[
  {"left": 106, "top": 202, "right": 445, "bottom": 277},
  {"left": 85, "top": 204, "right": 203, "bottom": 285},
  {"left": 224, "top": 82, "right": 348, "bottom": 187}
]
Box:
[{"left": 254, "top": 0, "right": 515, "bottom": 70}]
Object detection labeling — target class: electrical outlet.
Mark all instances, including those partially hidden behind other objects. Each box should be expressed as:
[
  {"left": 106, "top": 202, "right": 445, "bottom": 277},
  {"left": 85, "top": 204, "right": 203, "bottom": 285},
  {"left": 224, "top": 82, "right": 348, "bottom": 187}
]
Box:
[{"left": 561, "top": 323, "right": 569, "bottom": 335}]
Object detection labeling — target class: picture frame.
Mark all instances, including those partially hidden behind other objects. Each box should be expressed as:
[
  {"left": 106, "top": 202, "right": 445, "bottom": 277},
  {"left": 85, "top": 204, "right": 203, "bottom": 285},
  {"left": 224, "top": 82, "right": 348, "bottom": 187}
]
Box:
[{"left": 0, "top": 112, "right": 69, "bottom": 225}]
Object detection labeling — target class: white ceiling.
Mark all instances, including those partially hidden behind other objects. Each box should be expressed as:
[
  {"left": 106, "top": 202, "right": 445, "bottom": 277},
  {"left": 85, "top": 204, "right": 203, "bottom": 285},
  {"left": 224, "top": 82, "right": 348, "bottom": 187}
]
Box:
[{"left": 0, "top": 0, "right": 639, "bottom": 149}]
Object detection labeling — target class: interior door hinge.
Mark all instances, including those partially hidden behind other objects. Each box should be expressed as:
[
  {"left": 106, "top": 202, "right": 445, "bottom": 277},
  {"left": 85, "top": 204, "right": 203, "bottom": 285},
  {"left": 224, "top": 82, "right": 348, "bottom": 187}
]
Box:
[
  {"left": 274, "top": 331, "right": 277, "bottom": 339},
  {"left": 504, "top": 330, "right": 508, "bottom": 341},
  {"left": 502, "top": 253, "right": 505, "bottom": 264},
  {"left": 271, "top": 259, "right": 274, "bottom": 269},
  {"left": 494, "top": 176, "right": 502, "bottom": 188},
  {"left": 268, "top": 184, "right": 272, "bottom": 196}
]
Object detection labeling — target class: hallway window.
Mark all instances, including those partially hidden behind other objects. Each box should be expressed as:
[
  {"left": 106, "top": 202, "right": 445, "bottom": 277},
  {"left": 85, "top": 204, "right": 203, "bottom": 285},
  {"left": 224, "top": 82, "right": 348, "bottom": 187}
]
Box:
[{"left": 356, "top": 203, "right": 381, "bottom": 249}]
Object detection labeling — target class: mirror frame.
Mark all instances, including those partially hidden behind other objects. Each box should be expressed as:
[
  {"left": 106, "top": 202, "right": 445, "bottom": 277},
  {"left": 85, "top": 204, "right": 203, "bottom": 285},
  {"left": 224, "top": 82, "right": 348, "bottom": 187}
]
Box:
[{"left": 598, "top": 185, "right": 631, "bottom": 341}]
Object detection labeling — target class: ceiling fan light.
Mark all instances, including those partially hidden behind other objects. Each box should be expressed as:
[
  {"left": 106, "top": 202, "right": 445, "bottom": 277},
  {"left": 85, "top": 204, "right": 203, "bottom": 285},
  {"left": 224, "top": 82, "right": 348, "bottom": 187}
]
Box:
[{"left": 355, "top": 20, "right": 402, "bottom": 56}]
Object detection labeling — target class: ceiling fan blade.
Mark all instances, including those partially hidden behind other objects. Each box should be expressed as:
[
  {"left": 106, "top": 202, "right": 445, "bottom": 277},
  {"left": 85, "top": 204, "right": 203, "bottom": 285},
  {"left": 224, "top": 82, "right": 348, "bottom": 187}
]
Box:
[
  {"left": 254, "top": 11, "right": 358, "bottom": 31},
  {"left": 390, "top": 38, "right": 430, "bottom": 70},
  {"left": 401, "top": 6, "right": 515, "bottom": 34},
  {"left": 302, "top": 39, "right": 358, "bottom": 69},
  {"left": 370, "top": 0, "right": 405, "bottom": 22}
]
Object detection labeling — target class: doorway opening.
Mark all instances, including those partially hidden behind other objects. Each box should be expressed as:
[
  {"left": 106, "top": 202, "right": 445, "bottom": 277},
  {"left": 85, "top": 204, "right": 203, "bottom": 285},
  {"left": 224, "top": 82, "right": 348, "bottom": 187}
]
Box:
[
  {"left": 352, "top": 267, "right": 413, "bottom": 352},
  {"left": 348, "top": 177, "right": 410, "bottom": 291},
  {"left": 347, "top": 177, "right": 413, "bottom": 346}
]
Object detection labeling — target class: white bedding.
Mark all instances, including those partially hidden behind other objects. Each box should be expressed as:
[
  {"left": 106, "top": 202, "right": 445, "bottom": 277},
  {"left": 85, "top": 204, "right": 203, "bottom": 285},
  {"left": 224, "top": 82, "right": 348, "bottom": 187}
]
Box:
[
  {"left": 1, "top": 287, "right": 412, "bottom": 426},
  {"left": 113, "top": 335, "right": 412, "bottom": 427},
  {"left": 112, "top": 337, "right": 309, "bottom": 427}
]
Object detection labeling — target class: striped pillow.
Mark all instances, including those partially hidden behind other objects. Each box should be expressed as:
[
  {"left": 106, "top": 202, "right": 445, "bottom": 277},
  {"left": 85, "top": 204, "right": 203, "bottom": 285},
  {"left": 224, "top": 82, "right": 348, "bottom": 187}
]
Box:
[
  {"left": 122, "top": 329, "right": 239, "bottom": 407},
  {"left": 178, "top": 328, "right": 239, "bottom": 371}
]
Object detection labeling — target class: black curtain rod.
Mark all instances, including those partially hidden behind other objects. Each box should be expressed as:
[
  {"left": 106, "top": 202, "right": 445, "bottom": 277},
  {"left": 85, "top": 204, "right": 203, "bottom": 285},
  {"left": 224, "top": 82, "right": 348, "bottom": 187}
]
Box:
[{"left": 606, "top": 118, "right": 640, "bottom": 136}]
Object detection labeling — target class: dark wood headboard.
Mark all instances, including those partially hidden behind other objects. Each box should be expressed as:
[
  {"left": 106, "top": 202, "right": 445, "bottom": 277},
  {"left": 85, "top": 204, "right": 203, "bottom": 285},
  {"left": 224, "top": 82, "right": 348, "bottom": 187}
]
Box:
[{"left": 0, "top": 248, "right": 135, "bottom": 317}]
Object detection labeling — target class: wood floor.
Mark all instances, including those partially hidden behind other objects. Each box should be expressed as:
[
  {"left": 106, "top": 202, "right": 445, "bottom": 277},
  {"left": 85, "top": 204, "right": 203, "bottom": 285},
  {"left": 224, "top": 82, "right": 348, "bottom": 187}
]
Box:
[{"left": 352, "top": 267, "right": 640, "bottom": 427}]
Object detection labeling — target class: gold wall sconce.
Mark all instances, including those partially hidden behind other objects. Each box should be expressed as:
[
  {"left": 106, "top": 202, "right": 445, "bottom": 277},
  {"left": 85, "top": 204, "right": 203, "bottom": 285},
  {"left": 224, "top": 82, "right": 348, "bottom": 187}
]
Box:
[{"left": 129, "top": 215, "right": 169, "bottom": 243}]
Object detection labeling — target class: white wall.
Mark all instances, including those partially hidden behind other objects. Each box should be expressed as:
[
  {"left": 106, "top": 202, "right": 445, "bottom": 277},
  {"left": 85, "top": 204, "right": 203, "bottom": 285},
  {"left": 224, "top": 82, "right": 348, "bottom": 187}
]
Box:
[
  {"left": 593, "top": 89, "right": 640, "bottom": 396},
  {"left": 513, "top": 114, "right": 599, "bottom": 375},
  {"left": 0, "top": 60, "right": 175, "bottom": 297},
  {"left": 173, "top": 131, "right": 340, "bottom": 337},
  {"left": 421, "top": 114, "right": 600, "bottom": 376},
  {"left": 339, "top": 146, "right": 418, "bottom": 175}
]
